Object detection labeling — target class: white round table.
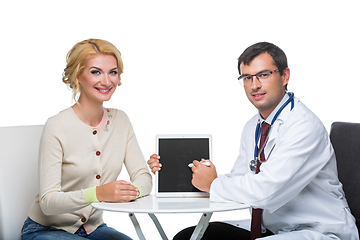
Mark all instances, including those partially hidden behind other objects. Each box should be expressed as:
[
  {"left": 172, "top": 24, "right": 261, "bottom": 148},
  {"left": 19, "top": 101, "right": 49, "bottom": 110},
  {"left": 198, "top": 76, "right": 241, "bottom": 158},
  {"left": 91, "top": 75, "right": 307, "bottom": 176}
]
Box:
[{"left": 92, "top": 194, "right": 248, "bottom": 240}]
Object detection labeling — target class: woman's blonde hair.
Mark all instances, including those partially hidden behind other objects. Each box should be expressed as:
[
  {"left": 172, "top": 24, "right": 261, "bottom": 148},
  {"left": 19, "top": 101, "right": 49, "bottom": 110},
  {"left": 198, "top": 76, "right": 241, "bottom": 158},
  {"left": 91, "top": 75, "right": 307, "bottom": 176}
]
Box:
[{"left": 62, "top": 39, "right": 124, "bottom": 101}]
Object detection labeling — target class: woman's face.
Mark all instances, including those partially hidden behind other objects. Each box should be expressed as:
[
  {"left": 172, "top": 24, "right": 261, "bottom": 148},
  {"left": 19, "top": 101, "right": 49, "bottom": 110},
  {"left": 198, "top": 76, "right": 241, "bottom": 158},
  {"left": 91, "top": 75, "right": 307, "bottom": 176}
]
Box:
[{"left": 77, "top": 54, "right": 119, "bottom": 105}]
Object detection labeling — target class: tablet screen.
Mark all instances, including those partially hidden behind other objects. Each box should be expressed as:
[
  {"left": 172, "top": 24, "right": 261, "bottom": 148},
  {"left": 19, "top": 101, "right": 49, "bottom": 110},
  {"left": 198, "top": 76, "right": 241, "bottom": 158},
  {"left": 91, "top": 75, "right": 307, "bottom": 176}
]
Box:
[{"left": 155, "top": 134, "right": 212, "bottom": 197}]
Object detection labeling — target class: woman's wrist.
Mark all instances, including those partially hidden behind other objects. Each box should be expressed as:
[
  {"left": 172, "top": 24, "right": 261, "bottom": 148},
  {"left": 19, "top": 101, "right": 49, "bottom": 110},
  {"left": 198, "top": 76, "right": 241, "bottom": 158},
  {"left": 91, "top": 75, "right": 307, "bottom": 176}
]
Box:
[
  {"left": 84, "top": 186, "right": 100, "bottom": 204},
  {"left": 131, "top": 182, "right": 142, "bottom": 199}
]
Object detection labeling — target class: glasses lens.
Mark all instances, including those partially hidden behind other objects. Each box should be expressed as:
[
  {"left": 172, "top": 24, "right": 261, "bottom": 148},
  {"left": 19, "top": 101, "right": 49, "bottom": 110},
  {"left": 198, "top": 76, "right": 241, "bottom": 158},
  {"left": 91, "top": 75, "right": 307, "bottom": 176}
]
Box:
[
  {"left": 239, "top": 75, "right": 252, "bottom": 86},
  {"left": 256, "top": 70, "right": 273, "bottom": 81}
]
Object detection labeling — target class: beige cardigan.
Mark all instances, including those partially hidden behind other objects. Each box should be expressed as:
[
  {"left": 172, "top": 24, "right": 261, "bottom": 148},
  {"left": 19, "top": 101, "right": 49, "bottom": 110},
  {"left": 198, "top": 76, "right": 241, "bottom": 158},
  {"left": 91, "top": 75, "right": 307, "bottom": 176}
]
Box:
[{"left": 28, "top": 107, "right": 152, "bottom": 233}]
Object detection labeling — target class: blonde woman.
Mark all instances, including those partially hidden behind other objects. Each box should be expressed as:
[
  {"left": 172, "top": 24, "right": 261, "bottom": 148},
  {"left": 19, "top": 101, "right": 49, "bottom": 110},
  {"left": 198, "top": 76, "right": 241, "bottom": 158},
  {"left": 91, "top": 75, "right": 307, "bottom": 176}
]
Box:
[{"left": 21, "top": 39, "right": 152, "bottom": 239}]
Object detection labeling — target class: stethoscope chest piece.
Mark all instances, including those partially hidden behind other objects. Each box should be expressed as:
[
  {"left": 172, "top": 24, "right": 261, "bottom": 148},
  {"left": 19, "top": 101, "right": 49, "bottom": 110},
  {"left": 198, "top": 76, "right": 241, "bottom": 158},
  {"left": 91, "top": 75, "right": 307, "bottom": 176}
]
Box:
[{"left": 249, "top": 158, "right": 257, "bottom": 173}]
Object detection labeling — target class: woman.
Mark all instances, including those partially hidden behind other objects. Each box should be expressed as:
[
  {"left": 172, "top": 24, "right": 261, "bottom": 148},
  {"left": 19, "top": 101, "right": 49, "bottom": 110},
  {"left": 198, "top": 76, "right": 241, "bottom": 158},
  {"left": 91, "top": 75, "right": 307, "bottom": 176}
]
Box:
[{"left": 21, "top": 39, "right": 152, "bottom": 239}]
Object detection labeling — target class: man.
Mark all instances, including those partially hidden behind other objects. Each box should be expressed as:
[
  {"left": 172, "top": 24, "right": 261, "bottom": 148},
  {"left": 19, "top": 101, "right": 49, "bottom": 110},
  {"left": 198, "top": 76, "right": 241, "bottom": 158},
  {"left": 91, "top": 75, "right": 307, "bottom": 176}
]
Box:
[{"left": 148, "top": 42, "right": 358, "bottom": 239}]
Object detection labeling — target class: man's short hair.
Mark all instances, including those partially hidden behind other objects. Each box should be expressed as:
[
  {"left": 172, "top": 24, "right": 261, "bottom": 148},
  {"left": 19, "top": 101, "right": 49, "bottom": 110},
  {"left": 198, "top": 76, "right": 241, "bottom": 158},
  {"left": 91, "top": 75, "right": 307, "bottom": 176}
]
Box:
[{"left": 237, "top": 42, "right": 288, "bottom": 76}]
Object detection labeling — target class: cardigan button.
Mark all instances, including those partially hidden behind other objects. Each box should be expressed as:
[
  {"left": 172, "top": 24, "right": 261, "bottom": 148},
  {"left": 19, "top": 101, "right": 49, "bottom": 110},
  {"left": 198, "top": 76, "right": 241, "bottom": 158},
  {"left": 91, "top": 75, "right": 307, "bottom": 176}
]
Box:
[
  {"left": 93, "top": 130, "right": 97, "bottom": 135},
  {"left": 81, "top": 217, "right": 86, "bottom": 223},
  {"left": 96, "top": 151, "right": 101, "bottom": 156},
  {"left": 96, "top": 175, "right": 101, "bottom": 179}
]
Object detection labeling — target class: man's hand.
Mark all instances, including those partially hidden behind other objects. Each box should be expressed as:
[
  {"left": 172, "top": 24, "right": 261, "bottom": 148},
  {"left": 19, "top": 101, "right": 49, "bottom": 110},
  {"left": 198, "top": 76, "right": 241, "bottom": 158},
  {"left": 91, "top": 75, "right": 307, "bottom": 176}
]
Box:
[{"left": 191, "top": 159, "right": 218, "bottom": 192}]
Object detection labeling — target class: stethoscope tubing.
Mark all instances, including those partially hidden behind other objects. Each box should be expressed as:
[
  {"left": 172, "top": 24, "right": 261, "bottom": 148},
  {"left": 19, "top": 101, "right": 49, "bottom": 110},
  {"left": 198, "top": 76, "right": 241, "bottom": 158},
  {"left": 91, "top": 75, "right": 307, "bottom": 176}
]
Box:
[{"left": 251, "top": 92, "right": 294, "bottom": 171}]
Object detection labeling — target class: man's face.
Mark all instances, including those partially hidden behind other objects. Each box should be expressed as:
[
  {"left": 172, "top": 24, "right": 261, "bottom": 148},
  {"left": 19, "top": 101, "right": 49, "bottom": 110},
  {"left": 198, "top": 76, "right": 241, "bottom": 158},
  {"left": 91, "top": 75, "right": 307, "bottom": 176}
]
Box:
[{"left": 240, "top": 52, "right": 289, "bottom": 119}]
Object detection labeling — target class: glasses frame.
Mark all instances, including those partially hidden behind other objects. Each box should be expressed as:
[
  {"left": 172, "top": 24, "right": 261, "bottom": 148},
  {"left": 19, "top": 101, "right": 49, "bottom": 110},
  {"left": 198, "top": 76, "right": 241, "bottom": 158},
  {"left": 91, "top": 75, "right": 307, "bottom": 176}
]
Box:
[{"left": 238, "top": 69, "right": 281, "bottom": 86}]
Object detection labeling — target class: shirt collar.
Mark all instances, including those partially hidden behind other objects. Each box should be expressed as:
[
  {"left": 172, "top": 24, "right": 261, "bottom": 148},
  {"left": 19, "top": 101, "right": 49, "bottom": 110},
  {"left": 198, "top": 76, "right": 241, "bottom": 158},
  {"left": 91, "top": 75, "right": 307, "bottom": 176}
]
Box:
[{"left": 258, "top": 93, "right": 290, "bottom": 124}]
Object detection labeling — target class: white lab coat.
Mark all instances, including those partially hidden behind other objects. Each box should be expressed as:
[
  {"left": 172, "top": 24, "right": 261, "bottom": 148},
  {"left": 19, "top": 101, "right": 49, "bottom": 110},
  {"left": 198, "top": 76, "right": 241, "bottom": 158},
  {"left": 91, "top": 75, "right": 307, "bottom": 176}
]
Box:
[{"left": 210, "top": 96, "right": 359, "bottom": 240}]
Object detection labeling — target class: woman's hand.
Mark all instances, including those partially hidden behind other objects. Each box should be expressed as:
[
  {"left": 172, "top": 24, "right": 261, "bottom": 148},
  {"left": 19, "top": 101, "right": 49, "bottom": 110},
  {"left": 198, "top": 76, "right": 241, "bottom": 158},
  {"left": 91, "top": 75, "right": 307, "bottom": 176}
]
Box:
[
  {"left": 147, "top": 154, "right": 161, "bottom": 174},
  {"left": 96, "top": 180, "right": 139, "bottom": 203}
]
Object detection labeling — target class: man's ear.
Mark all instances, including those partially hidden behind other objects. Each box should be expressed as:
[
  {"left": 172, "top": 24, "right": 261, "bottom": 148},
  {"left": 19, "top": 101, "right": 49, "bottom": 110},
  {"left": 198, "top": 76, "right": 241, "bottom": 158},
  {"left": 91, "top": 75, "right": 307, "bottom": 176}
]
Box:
[{"left": 282, "top": 68, "right": 290, "bottom": 87}]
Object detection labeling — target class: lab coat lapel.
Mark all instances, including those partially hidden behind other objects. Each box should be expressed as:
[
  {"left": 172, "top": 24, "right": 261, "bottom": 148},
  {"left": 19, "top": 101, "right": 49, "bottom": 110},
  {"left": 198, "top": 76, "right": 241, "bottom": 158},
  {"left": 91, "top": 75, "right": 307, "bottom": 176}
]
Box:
[
  {"left": 262, "top": 95, "right": 298, "bottom": 159},
  {"left": 264, "top": 123, "right": 278, "bottom": 159}
]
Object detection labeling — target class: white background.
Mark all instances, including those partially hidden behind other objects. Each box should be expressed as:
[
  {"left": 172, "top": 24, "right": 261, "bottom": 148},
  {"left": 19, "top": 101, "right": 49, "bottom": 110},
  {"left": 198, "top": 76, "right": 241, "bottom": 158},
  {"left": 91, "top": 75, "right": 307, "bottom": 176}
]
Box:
[{"left": 1, "top": 1, "right": 359, "bottom": 239}]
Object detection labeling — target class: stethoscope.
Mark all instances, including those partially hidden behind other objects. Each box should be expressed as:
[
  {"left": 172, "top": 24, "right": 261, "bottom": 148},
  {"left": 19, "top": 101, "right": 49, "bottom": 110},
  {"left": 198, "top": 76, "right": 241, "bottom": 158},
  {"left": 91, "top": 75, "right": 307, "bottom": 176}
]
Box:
[{"left": 249, "top": 92, "right": 295, "bottom": 173}]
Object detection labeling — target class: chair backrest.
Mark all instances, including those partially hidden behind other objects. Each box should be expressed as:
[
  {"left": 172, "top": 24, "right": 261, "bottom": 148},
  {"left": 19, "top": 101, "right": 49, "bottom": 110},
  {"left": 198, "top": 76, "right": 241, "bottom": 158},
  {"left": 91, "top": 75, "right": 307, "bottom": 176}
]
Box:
[
  {"left": 329, "top": 122, "right": 360, "bottom": 235},
  {"left": 0, "top": 125, "right": 43, "bottom": 240}
]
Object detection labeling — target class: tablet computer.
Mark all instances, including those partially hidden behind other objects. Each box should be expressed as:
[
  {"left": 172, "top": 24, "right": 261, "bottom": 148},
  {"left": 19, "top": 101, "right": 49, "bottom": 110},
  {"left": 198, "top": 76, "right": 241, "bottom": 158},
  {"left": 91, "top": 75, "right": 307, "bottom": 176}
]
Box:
[{"left": 155, "top": 134, "right": 212, "bottom": 198}]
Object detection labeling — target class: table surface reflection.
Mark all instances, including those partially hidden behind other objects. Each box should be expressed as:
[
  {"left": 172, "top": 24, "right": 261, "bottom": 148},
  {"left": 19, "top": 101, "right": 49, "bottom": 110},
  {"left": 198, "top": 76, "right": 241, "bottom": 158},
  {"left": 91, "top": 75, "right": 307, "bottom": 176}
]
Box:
[{"left": 92, "top": 194, "right": 249, "bottom": 214}]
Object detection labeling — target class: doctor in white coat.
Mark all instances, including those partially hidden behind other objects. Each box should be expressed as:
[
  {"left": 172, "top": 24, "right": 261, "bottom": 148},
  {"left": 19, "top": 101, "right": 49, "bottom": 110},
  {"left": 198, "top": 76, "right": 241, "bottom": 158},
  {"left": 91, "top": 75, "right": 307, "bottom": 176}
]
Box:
[{"left": 148, "top": 42, "right": 359, "bottom": 240}]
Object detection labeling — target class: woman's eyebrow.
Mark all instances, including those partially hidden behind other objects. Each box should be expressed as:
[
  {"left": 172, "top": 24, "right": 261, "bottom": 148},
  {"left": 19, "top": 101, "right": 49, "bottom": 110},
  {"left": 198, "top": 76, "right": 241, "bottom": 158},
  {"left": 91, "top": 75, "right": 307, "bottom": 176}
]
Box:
[{"left": 90, "top": 66, "right": 102, "bottom": 70}]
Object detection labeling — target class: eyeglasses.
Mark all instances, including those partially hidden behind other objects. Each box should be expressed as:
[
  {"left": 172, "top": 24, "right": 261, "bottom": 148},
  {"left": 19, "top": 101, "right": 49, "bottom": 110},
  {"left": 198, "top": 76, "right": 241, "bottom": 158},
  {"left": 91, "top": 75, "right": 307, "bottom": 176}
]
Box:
[{"left": 238, "top": 69, "right": 280, "bottom": 86}]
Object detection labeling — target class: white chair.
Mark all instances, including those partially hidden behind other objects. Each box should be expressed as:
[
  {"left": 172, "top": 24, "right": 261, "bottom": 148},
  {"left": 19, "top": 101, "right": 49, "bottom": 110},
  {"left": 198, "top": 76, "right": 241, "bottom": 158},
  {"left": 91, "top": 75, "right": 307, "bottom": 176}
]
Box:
[{"left": 0, "top": 125, "right": 43, "bottom": 240}]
